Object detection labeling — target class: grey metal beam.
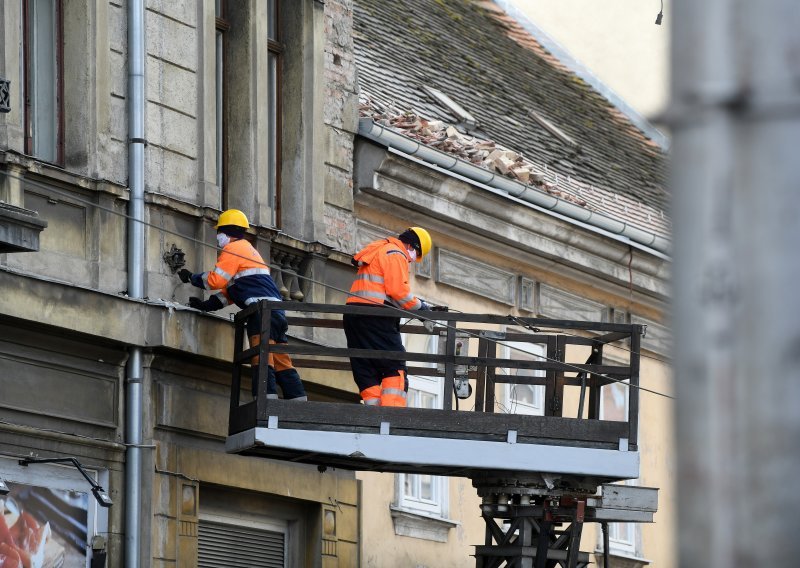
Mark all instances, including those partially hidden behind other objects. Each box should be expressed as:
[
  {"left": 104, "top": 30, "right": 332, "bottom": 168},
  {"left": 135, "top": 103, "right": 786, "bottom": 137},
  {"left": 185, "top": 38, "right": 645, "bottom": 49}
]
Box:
[{"left": 226, "top": 427, "right": 639, "bottom": 479}]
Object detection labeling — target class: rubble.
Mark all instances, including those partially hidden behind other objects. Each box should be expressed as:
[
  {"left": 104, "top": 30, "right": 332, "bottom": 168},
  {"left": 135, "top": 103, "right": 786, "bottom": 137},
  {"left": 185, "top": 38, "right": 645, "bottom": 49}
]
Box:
[{"left": 359, "top": 95, "right": 589, "bottom": 208}]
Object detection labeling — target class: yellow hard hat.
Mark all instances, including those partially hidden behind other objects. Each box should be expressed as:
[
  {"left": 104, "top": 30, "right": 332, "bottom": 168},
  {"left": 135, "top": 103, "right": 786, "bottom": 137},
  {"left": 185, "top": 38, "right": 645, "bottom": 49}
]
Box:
[
  {"left": 216, "top": 209, "right": 249, "bottom": 229},
  {"left": 409, "top": 227, "right": 432, "bottom": 262}
]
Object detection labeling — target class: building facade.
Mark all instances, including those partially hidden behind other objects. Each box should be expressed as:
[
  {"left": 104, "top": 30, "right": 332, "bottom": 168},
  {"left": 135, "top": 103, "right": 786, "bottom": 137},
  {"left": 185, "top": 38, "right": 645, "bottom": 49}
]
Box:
[{"left": 0, "top": 1, "right": 672, "bottom": 566}]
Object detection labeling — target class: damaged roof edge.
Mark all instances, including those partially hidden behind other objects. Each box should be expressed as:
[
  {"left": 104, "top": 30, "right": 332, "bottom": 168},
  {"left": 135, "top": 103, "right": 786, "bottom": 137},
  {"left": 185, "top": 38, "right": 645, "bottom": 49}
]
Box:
[
  {"left": 493, "top": 0, "right": 670, "bottom": 151},
  {"left": 358, "top": 117, "right": 671, "bottom": 260}
]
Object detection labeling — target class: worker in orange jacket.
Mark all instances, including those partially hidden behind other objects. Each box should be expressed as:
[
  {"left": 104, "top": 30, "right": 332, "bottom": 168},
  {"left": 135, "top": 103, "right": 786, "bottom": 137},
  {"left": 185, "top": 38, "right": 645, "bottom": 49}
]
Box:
[
  {"left": 178, "top": 209, "right": 306, "bottom": 401},
  {"left": 343, "top": 227, "right": 433, "bottom": 407}
]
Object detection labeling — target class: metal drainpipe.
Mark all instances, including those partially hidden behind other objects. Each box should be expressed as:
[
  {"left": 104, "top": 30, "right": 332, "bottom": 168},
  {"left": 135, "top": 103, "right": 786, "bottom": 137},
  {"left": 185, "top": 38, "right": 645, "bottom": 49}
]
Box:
[{"left": 125, "top": 0, "right": 145, "bottom": 566}]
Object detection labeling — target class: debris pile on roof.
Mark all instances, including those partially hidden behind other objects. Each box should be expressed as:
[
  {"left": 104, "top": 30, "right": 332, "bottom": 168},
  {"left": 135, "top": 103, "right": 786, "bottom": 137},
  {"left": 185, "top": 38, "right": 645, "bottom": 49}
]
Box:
[{"left": 359, "top": 97, "right": 588, "bottom": 208}]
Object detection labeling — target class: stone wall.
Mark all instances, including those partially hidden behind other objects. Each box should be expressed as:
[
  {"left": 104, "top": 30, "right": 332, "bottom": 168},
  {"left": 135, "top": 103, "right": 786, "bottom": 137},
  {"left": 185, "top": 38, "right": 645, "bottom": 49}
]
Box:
[{"left": 323, "top": 0, "right": 359, "bottom": 253}]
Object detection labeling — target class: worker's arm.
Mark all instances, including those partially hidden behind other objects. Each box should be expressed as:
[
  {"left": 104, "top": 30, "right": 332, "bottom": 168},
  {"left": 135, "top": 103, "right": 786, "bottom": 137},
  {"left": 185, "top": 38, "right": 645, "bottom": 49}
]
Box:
[
  {"left": 178, "top": 267, "right": 219, "bottom": 291},
  {"left": 189, "top": 290, "right": 231, "bottom": 312},
  {"left": 188, "top": 247, "right": 240, "bottom": 291},
  {"left": 383, "top": 251, "right": 423, "bottom": 310}
]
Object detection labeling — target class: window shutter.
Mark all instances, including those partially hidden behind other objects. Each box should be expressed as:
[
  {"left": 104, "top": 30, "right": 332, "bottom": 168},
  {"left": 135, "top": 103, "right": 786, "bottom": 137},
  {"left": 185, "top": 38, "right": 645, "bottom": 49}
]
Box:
[{"left": 198, "top": 519, "right": 285, "bottom": 567}]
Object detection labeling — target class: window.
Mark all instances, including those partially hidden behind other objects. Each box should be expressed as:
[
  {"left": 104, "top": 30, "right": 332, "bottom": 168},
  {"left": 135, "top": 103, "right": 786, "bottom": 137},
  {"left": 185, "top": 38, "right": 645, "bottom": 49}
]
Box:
[
  {"left": 600, "top": 479, "right": 639, "bottom": 558},
  {"left": 600, "top": 372, "right": 639, "bottom": 556},
  {"left": 267, "top": 0, "right": 282, "bottom": 227},
  {"left": 501, "top": 341, "right": 546, "bottom": 415},
  {"left": 215, "top": 0, "right": 229, "bottom": 206},
  {"left": 23, "top": 0, "right": 64, "bottom": 164},
  {"left": 601, "top": 373, "right": 629, "bottom": 422},
  {"left": 398, "top": 328, "right": 447, "bottom": 517},
  {"left": 222, "top": 1, "right": 285, "bottom": 227},
  {"left": 606, "top": 504, "right": 637, "bottom": 555}
]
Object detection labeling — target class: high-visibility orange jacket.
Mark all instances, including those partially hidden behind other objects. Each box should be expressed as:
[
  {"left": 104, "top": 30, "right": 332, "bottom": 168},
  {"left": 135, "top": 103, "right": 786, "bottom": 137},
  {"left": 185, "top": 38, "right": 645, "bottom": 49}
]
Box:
[
  {"left": 347, "top": 237, "right": 422, "bottom": 310},
  {"left": 189, "top": 238, "right": 281, "bottom": 312}
]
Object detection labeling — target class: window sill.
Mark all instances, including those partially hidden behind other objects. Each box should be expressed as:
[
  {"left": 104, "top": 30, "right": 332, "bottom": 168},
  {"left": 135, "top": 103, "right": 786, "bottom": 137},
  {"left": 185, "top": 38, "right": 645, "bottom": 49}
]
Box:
[
  {"left": 593, "top": 549, "right": 651, "bottom": 568},
  {"left": 390, "top": 506, "right": 459, "bottom": 543}
]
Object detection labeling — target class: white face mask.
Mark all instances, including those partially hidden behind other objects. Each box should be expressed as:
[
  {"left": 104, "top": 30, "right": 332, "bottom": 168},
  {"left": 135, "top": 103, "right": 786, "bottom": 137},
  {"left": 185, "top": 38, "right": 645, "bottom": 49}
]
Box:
[
  {"left": 407, "top": 248, "right": 417, "bottom": 263},
  {"left": 216, "top": 233, "right": 231, "bottom": 248}
]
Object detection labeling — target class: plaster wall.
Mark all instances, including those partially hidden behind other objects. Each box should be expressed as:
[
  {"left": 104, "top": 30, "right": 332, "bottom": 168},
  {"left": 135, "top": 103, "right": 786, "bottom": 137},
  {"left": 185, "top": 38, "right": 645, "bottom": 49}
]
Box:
[{"left": 506, "top": 0, "right": 670, "bottom": 120}]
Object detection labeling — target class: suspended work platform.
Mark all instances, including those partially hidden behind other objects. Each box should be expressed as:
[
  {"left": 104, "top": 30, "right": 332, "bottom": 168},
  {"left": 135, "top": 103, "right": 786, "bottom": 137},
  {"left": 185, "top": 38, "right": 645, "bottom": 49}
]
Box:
[
  {"left": 226, "top": 302, "right": 643, "bottom": 486},
  {"left": 226, "top": 302, "right": 657, "bottom": 567}
]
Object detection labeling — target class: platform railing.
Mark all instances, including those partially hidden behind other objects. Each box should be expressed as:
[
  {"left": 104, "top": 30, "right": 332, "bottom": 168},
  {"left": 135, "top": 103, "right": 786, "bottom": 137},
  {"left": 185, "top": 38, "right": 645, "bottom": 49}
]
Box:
[{"left": 228, "top": 301, "right": 642, "bottom": 450}]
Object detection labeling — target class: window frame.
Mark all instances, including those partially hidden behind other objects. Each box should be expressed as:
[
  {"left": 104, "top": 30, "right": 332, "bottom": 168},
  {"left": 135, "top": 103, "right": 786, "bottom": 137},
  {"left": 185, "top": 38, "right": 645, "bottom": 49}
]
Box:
[
  {"left": 397, "top": 325, "right": 448, "bottom": 517},
  {"left": 599, "top": 370, "right": 638, "bottom": 557},
  {"left": 500, "top": 339, "right": 546, "bottom": 415},
  {"left": 267, "top": 0, "right": 283, "bottom": 228},
  {"left": 215, "top": 0, "right": 230, "bottom": 208},
  {"left": 23, "top": 0, "right": 65, "bottom": 165}
]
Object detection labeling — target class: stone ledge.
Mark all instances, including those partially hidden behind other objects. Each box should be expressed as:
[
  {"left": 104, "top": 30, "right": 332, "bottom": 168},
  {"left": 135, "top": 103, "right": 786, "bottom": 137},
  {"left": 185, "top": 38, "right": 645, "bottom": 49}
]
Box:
[
  {"left": 389, "top": 506, "right": 459, "bottom": 543},
  {"left": 593, "top": 549, "right": 651, "bottom": 568},
  {"left": 0, "top": 201, "right": 48, "bottom": 253}
]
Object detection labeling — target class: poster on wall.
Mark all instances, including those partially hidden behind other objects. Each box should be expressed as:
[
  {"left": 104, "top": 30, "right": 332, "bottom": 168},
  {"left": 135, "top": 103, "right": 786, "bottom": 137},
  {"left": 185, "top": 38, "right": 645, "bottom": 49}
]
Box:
[{"left": 0, "top": 482, "right": 89, "bottom": 568}]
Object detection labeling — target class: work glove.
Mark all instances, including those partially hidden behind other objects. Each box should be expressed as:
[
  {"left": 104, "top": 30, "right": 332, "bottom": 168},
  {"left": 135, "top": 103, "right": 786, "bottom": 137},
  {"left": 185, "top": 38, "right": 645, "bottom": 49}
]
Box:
[
  {"left": 178, "top": 269, "right": 193, "bottom": 283},
  {"left": 189, "top": 295, "right": 224, "bottom": 312},
  {"left": 419, "top": 300, "right": 432, "bottom": 311}
]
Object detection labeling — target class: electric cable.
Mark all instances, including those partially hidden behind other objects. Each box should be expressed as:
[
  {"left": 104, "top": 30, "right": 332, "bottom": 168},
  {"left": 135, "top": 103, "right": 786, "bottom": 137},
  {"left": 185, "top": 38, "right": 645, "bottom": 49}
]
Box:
[
  {"left": 1, "top": 169, "right": 673, "bottom": 399},
  {"left": 0, "top": 169, "right": 674, "bottom": 400},
  {"left": 506, "top": 313, "right": 671, "bottom": 365}
]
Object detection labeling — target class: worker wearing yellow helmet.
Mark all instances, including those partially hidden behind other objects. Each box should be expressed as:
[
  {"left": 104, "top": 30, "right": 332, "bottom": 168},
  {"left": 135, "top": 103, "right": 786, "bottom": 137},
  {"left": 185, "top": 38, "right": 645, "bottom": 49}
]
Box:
[
  {"left": 178, "top": 209, "right": 306, "bottom": 401},
  {"left": 343, "top": 227, "right": 434, "bottom": 407}
]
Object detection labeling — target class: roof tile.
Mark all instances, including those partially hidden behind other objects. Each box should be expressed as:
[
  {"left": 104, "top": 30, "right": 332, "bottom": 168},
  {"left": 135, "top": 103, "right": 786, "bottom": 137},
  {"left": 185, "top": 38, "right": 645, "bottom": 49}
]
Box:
[{"left": 353, "top": 0, "right": 671, "bottom": 237}]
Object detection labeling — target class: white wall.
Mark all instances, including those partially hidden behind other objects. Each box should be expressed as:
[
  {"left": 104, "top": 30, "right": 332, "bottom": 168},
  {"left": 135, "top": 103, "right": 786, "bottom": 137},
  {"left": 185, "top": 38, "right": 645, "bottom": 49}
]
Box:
[{"left": 504, "top": 0, "right": 670, "bottom": 119}]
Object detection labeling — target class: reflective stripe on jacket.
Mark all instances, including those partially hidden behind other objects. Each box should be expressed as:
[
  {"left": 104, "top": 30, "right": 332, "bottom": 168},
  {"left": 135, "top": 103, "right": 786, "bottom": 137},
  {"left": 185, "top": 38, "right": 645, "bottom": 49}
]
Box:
[
  {"left": 346, "top": 237, "right": 422, "bottom": 310},
  {"left": 190, "top": 239, "right": 283, "bottom": 311}
]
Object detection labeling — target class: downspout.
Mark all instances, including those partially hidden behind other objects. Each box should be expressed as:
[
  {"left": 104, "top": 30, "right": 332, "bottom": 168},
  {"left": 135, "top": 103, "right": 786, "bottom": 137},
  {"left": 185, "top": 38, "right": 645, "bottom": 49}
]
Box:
[{"left": 125, "top": 0, "right": 145, "bottom": 566}]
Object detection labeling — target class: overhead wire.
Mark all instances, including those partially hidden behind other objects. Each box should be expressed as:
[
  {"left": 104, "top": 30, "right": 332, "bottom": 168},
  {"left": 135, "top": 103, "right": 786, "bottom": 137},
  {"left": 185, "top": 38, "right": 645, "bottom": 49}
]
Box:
[
  {"left": 0, "top": 169, "right": 674, "bottom": 400},
  {"left": 506, "top": 313, "right": 671, "bottom": 366}
]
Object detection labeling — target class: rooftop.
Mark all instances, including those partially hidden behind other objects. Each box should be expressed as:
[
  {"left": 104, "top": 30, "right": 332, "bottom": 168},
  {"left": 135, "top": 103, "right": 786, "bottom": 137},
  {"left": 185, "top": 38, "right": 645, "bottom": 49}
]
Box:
[{"left": 353, "top": 0, "right": 671, "bottom": 239}]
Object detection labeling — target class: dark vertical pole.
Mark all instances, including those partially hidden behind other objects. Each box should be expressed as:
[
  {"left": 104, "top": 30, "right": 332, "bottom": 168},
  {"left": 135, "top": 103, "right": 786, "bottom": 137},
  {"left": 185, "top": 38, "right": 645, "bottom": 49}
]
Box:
[
  {"left": 518, "top": 516, "right": 534, "bottom": 568},
  {"left": 587, "top": 343, "right": 603, "bottom": 419},
  {"left": 534, "top": 500, "right": 552, "bottom": 568},
  {"left": 553, "top": 336, "right": 566, "bottom": 417},
  {"left": 628, "top": 327, "right": 641, "bottom": 449},
  {"left": 534, "top": 518, "right": 551, "bottom": 568},
  {"left": 475, "top": 336, "right": 488, "bottom": 412},
  {"left": 229, "top": 314, "right": 245, "bottom": 429},
  {"left": 443, "top": 323, "right": 456, "bottom": 411},
  {"left": 485, "top": 340, "right": 497, "bottom": 413},
  {"left": 544, "top": 335, "right": 558, "bottom": 417},
  {"left": 565, "top": 500, "right": 585, "bottom": 568},
  {"left": 256, "top": 301, "right": 273, "bottom": 419}
]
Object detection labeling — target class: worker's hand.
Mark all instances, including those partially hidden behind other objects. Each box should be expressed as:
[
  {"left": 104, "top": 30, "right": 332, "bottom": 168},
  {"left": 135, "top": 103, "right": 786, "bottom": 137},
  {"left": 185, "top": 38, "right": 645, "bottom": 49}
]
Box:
[
  {"left": 189, "top": 296, "right": 207, "bottom": 311},
  {"left": 419, "top": 300, "right": 431, "bottom": 311},
  {"left": 178, "top": 269, "right": 192, "bottom": 283}
]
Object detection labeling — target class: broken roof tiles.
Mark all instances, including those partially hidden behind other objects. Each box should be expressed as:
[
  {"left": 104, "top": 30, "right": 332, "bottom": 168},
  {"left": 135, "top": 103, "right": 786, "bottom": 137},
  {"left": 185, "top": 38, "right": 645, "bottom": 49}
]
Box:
[
  {"left": 360, "top": 97, "right": 670, "bottom": 238},
  {"left": 352, "top": 0, "right": 671, "bottom": 239}
]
